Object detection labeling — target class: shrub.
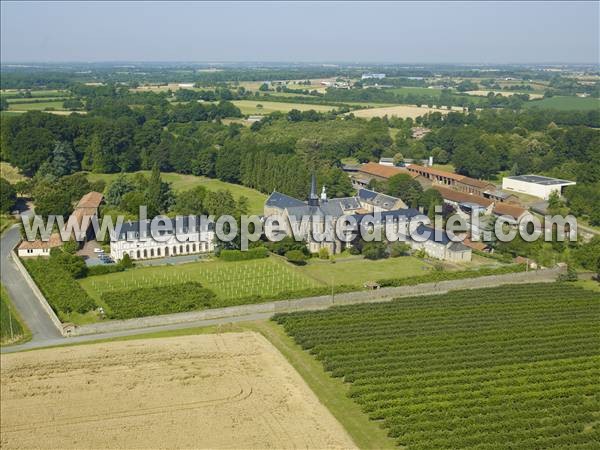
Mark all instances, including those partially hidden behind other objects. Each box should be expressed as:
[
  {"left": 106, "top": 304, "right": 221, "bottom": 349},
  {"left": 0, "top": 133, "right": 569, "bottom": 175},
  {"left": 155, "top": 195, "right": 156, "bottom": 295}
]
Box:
[
  {"left": 102, "top": 282, "right": 216, "bottom": 319},
  {"left": 390, "top": 242, "right": 411, "bottom": 258},
  {"left": 220, "top": 246, "right": 269, "bottom": 261},
  {"left": 377, "top": 264, "right": 526, "bottom": 287},
  {"left": 22, "top": 258, "right": 96, "bottom": 314},
  {"left": 285, "top": 250, "right": 307, "bottom": 265},
  {"left": 362, "top": 242, "right": 388, "bottom": 260},
  {"left": 318, "top": 248, "right": 329, "bottom": 260}
]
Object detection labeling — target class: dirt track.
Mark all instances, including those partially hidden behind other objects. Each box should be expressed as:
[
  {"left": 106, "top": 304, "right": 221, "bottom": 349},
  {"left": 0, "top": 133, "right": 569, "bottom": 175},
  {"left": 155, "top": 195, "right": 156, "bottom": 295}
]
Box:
[{"left": 1, "top": 332, "right": 356, "bottom": 449}]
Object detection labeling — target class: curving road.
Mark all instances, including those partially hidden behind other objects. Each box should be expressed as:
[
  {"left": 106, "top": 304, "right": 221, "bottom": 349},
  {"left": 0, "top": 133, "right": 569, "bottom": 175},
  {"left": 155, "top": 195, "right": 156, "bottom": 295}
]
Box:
[{"left": 1, "top": 224, "right": 63, "bottom": 343}]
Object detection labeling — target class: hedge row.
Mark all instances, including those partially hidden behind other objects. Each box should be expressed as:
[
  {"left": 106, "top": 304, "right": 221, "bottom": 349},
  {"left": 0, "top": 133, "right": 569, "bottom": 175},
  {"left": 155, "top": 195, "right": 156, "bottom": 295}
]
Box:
[
  {"left": 377, "top": 264, "right": 527, "bottom": 287},
  {"left": 23, "top": 258, "right": 96, "bottom": 314},
  {"left": 101, "top": 282, "right": 216, "bottom": 319},
  {"left": 219, "top": 247, "right": 269, "bottom": 261}
]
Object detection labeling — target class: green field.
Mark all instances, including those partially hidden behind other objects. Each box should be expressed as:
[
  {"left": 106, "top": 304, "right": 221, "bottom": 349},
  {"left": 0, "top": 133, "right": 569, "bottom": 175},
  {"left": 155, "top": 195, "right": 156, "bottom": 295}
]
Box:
[
  {"left": 0, "top": 284, "right": 28, "bottom": 345},
  {"left": 80, "top": 257, "right": 321, "bottom": 309},
  {"left": 275, "top": 282, "right": 600, "bottom": 449},
  {"left": 231, "top": 100, "right": 337, "bottom": 115},
  {"left": 85, "top": 171, "right": 267, "bottom": 214},
  {"left": 525, "top": 96, "right": 600, "bottom": 111},
  {"left": 0, "top": 89, "right": 69, "bottom": 99},
  {"left": 298, "top": 256, "right": 431, "bottom": 286},
  {"left": 6, "top": 100, "right": 67, "bottom": 111}
]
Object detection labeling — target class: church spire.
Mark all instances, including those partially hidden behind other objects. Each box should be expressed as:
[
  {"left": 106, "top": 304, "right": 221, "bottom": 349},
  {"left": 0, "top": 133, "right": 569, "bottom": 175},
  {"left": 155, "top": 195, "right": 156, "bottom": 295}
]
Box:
[{"left": 308, "top": 173, "right": 319, "bottom": 206}]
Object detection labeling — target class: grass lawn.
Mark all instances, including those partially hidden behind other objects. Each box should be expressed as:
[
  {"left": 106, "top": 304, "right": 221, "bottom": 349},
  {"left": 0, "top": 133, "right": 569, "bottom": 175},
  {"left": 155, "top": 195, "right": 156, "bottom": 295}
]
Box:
[
  {"left": 431, "top": 163, "right": 456, "bottom": 172},
  {"left": 0, "top": 283, "right": 30, "bottom": 345},
  {"left": 298, "top": 256, "right": 432, "bottom": 286},
  {"left": 85, "top": 171, "right": 267, "bottom": 214},
  {"left": 525, "top": 96, "right": 600, "bottom": 111},
  {"left": 231, "top": 100, "right": 337, "bottom": 115},
  {"left": 0, "top": 161, "right": 27, "bottom": 184},
  {"left": 575, "top": 279, "right": 600, "bottom": 292},
  {"left": 79, "top": 257, "right": 323, "bottom": 311},
  {"left": 0, "top": 215, "right": 17, "bottom": 235}
]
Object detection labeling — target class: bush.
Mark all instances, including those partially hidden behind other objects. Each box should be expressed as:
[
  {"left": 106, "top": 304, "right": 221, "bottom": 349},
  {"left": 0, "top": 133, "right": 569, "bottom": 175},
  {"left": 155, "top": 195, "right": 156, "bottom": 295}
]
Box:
[
  {"left": 318, "top": 248, "right": 330, "bottom": 260},
  {"left": 102, "top": 282, "right": 216, "bottom": 319},
  {"left": 87, "top": 264, "right": 125, "bottom": 276},
  {"left": 50, "top": 248, "right": 88, "bottom": 278},
  {"left": 285, "top": 250, "right": 307, "bottom": 265},
  {"left": 390, "top": 242, "right": 411, "bottom": 258},
  {"left": 377, "top": 264, "right": 526, "bottom": 287},
  {"left": 363, "top": 242, "right": 388, "bottom": 260},
  {"left": 87, "top": 254, "right": 134, "bottom": 277},
  {"left": 220, "top": 246, "right": 269, "bottom": 261},
  {"left": 23, "top": 258, "right": 96, "bottom": 314}
]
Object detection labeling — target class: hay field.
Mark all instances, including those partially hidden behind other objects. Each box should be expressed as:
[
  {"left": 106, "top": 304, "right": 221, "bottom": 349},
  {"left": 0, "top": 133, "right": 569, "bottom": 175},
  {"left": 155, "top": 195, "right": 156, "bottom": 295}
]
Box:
[
  {"left": 351, "top": 104, "right": 464, "bottom": 119},
  {"left": 1, "top": 332, "right": 356, "bottom": 449}
]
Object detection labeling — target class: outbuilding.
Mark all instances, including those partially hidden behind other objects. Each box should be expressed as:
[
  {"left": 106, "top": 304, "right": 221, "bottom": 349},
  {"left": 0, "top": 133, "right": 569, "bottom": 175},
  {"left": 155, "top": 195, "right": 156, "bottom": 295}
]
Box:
[{"left": 502, "top": 175, "right": 576, "bottom": 200}]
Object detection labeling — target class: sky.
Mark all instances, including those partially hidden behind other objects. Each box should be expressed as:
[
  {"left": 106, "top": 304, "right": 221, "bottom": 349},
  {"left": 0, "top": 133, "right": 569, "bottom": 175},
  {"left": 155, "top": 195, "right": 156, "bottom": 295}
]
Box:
[{"left": 1, "top": 1, "right": 598, "bottom": 64}]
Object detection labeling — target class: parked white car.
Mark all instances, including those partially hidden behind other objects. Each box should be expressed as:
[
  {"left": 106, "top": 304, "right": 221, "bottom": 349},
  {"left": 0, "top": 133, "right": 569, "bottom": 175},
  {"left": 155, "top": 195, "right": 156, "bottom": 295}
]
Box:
[{"left": 93, "top": 248, "right": 104, "bottom": 253}]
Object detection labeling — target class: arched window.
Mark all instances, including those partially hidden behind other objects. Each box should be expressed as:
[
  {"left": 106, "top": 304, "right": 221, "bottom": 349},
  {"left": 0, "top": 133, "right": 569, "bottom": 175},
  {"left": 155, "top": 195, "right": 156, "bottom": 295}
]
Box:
[
  {"left": 136, "top": 250, "right": 140, "bottom": 259},
  {"left": 172, "top": 246, "right": 177, "bottom": 255},
  {"left": 180, "top": 245, "right": 184, "bottom": 253},
  {"left": 150, "top": 248, "right": 154, "bottom": 257},
  {"left": 157, "top": 247, "right": 161, "bottom": 257},
  {"left": 186, "top": 244, "right": 190, "bottom": 253},
  {"left": 143, "top": 249, "right": 147, "bottom": 258}
]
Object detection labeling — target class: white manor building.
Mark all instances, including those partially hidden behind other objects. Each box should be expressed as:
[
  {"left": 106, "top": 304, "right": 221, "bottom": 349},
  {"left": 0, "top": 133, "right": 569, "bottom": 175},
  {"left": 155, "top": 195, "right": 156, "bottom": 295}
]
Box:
[{"left": 110, "top": 216, "right": 215, "bottom": 261}]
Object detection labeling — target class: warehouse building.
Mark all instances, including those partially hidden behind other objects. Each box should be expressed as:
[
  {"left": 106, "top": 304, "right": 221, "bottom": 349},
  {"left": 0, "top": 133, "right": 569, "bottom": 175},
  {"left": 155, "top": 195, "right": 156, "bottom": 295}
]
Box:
[{"left": 502, "top": 175, "right": 576, "bottom": 200}]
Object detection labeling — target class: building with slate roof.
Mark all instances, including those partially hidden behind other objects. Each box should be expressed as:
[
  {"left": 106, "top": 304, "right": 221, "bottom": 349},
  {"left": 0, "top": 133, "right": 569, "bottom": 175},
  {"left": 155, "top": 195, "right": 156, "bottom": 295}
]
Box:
[
  {"left": 264, "top": 176, "right": 471, "bottom": 261},
  {"left": 109, "top": 216, "right": 215, "bottom": 261}
]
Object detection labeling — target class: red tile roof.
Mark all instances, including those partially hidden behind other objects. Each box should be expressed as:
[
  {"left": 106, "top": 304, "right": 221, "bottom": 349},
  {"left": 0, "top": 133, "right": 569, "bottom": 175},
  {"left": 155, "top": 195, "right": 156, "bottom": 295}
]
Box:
[
  {"left": 433, "top": 186, "right": 494, "bottom": 207},
  {"left": 407, "top": 165, "right": 495, "bottom": 190},
  {"left": 76, "top": 191, "right": 104, "bottom": 209},
  {"left": 18, "top": 233, "right": 63, "bottom": 250},
  {"left": 358, "top": 162, "right": 417, "bottom": 179},
  {"left": 493, "top": 202, "right": 529, "bottom": 220}
]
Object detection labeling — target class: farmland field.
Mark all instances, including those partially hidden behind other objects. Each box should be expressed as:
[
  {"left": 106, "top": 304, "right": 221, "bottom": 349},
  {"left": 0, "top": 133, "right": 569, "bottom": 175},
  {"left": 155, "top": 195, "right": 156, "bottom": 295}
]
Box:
[
  {"left": 351, "top": 104, "right": 463, "bottom": 119},
  {"left": 298, "top": 256, "right": 431, "bottom": 286},
  {"left": 465, "top": 90, "right": 544, "bottom": 99},
  {"left": 0, "top": 333, "right": 356, "bottom": 449},
  {"left": 85, "top": 171, "right": 267, "bottom": 214},
  {"left": 274, "top": 283, "right": 600, "bottom": 449},
  {"left": 525, "top": 96, "right": 600, "bottom": 111},
  {"left": 6, "top": 100, "right": 67, "bottom": 111},
  {"left": 231, "top": 99, "right": 337, "bottom": 115}
]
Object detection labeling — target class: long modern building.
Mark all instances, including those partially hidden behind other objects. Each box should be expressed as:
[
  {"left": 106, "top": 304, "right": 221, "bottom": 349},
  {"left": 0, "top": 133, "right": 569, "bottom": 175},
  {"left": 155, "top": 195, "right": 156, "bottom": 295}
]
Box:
[{"left": 502, "top": 175, "right": 576, "bottom": 200}]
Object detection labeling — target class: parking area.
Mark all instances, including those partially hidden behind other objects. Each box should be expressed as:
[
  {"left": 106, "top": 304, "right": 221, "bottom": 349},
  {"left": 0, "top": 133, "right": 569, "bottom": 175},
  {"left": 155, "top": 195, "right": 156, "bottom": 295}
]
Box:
[{"left": 77, "top": 240, "right": 114, "bottom": 266}]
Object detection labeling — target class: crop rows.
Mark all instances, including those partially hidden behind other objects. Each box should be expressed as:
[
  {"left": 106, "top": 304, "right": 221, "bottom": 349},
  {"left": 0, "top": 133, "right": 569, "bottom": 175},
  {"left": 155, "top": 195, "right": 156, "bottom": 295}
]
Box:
[{"left": 274, "top": 283, "right": 600, "bottom": 449}]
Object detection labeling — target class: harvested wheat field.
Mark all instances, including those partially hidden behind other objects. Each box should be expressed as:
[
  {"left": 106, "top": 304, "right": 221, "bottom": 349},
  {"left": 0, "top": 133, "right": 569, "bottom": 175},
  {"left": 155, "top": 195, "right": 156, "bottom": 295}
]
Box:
[
  {"left": 351, "top": 104, "right": 464, "bottom": 119},
  {"left": 1, "top": 332, "right": 356, "bottom": 449}
]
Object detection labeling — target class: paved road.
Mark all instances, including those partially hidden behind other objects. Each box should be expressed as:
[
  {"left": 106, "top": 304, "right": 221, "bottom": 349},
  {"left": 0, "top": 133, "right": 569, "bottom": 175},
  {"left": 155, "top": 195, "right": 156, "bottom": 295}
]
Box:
[
  {"left": 1, "top": 224, "right": 63, "bottom": 343},
  {"left": 1, "top": 310, "right": 272, "bottom": 353}
]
